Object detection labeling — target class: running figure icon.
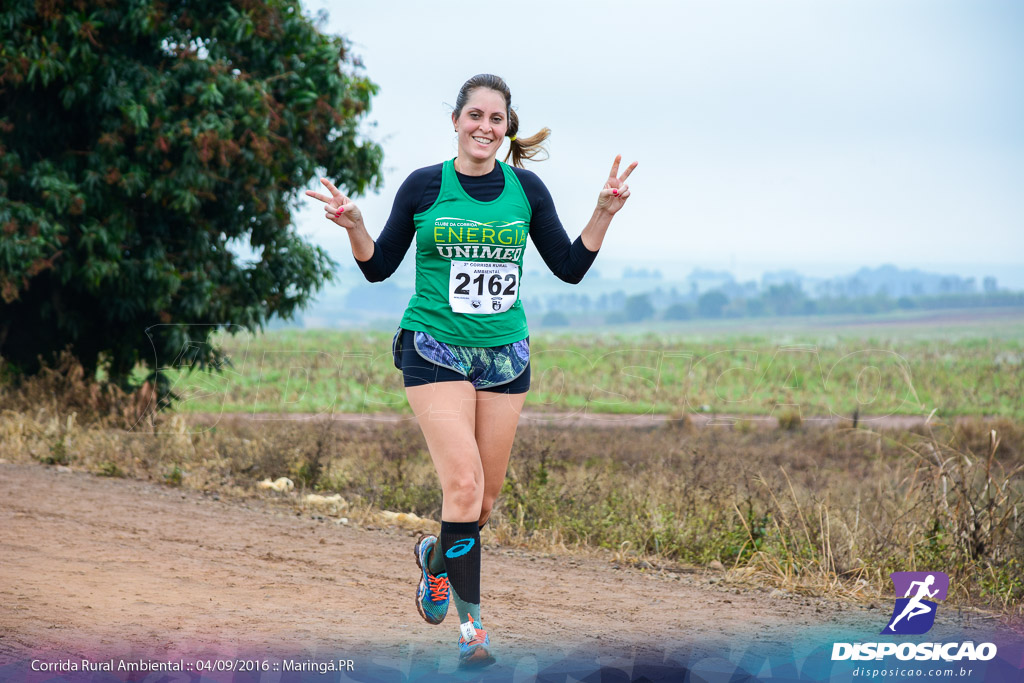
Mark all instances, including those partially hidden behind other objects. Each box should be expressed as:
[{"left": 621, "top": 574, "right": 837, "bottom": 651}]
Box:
[
  {"left": 881, "top": 571, "right": 949, "bottom": 635},
  {"left": 886, "top": 574, "right": 939, "bottom": 631}
]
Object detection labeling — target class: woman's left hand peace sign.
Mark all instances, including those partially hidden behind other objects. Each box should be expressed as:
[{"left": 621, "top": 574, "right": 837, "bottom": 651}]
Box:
[
  {"left": 596, "top": 155, "right": 637, "bottom": 215},
  {"left": 304, "top": 177, "right": 365, "bottom": 232}
]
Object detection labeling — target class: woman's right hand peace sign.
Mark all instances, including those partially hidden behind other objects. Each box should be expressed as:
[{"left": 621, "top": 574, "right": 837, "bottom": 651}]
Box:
[{"left": 305, "top": 177, "right": 364, "bottom": 231}]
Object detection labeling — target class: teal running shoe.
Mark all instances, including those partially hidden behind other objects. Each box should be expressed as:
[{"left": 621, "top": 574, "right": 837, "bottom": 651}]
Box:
[
  {"left": 457, "top": 618, "right": 495, "bottom": 669},
  {"left": 414, "top": 535, "right": 450, "bottom": 625}
]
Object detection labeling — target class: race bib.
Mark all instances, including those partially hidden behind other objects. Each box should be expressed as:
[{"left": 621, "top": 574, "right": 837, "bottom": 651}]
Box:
[{"left": 448, "top": 261, "right": 519, "bottom": 314}]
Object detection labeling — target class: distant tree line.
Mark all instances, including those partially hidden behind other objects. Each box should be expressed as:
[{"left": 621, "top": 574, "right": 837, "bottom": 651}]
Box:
[{"left": 539, "top": 285, "right": 1024, "bottom": 326}]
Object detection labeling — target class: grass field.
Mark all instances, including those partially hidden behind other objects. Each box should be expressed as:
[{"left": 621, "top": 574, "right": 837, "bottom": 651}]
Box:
[{"left": 155, "top": 308, "right": 1024, "bottom": 420}]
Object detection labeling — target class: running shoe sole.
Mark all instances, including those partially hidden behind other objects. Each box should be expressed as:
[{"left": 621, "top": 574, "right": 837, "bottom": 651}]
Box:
[
  {"left": 458, "top": 621, "right": 496, "bottom": 669},
  {"left": 459, "top": 644, "right": 496, "bottom": 669}
]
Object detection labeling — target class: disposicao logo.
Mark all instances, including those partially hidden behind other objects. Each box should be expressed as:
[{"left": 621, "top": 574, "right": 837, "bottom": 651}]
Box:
[
  {"left": 831, "top": 571, "right": 997, "bottom": 662},
  {"left": 882, "top": 571, "right": 948, "bottom": 635}
]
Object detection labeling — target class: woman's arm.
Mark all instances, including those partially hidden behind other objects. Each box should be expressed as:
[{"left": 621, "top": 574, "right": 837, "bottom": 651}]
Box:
[
  {"left": 521, "top": 155, "right": 636, "bottom": 284},
  {"left": 305, "top": 172, "right": 427, "bottom": 282},
  {"left": 519, "top": 171, "right": 597, "bottom": 284}
]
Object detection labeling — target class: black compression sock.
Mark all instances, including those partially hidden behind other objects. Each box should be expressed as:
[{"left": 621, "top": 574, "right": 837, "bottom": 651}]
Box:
[{"left": 439, "top": 520, "right": 481, "bottom": 608}]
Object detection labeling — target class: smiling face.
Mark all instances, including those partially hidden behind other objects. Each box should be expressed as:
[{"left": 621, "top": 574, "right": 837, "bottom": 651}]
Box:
[{"left": 452, "top": 87, "right": 508, "bottom": 169}]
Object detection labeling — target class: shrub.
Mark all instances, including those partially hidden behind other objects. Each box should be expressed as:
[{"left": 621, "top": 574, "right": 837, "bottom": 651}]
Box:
[{"left": 777, "top": 411, "right": 803, "bottom": 431}]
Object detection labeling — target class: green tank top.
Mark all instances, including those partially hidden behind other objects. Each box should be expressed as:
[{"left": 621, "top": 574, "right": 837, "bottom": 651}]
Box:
[{"left": 399, "top": 159, "right": 532, "bottom": 346}]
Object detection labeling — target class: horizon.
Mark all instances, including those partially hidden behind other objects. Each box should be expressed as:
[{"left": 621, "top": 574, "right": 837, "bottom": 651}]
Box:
[
  {"left": 323, "top": 254, "right": 1024, "bottom": 291},
  {"left": 291, "top": 259, "right": 1024, "bottom": 330}
]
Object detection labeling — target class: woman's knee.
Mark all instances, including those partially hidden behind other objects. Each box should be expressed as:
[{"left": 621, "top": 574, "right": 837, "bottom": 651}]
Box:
[{"left": 442, "top": 473, "right": 484, "bottom": 510}]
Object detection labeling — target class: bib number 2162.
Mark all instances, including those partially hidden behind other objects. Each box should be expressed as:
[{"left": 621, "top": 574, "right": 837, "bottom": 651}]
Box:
[{"left": 449, "top": 261, "right": 519, "bottom": 314}]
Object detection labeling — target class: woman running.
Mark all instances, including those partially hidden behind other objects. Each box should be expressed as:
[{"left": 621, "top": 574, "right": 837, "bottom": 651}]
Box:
[{"left": 306, "top": 73, "right": 636, "bottom": 668}]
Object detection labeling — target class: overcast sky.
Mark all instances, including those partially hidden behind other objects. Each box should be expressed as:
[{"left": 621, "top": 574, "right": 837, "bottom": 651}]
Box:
[{"left": 294, "top": 0, "right": 1024, "bottom": 286}]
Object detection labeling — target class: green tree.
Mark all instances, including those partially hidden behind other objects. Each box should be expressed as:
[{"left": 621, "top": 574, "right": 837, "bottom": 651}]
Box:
[
  {"left": 763, "top": 283, "right": 805, "bottom": 316},
  {"left": 744, "top": 298, "right": 765, "bottom": 317},
  {"left": 663, "top": 303, "right": 691, "bottom": 321},
  {"left": 0, "top": 0, "right": 382, "bottom": 401},
  {"left": 623, "top": 293, "right": 654, "bottom": 322},
  {"left": 697, "top": 290, "right": 728, "bottom": 318}
]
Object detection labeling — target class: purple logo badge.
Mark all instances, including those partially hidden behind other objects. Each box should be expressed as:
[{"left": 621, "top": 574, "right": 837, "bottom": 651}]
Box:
[{"left": 881, "top": 572, "right": 949, "bottom": 635}]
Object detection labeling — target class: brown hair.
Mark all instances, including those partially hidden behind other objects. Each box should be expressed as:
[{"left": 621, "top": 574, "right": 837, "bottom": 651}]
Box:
[{"left": 453, "top": 74, "right": 551, "bottom": 168}]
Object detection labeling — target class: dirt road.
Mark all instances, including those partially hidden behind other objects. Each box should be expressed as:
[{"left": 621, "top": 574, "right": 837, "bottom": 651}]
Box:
[
  {"left": 0, "top": 462, "right": 1015, "bottom": 680},
  {"left": 190, "top": 410, "right": 957, "bottom": 431}
]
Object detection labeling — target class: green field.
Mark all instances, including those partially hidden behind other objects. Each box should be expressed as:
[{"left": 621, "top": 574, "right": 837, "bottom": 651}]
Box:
[{"left": 154, "top": 308, "right": 1024, "bottom": 419}]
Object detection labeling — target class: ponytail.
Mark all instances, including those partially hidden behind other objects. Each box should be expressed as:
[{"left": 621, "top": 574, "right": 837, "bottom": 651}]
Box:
[{"left": 504, "top": 108, "right": 550, "bottom": 168}]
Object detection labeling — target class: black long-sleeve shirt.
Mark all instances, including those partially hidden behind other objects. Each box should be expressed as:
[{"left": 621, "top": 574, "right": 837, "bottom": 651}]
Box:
[{"left": 356, "top": 162, "right": 598, "bottom": 284}]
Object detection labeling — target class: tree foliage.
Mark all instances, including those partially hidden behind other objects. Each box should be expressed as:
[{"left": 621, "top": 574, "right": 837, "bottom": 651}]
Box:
[
  {"left": 697, "top": 290, "right": 728, "bottom": 318},
  {"left": 663, "top": 303, "right": 691, "bottom": 321},
  {"left": 623, "top": 293, "right": 654, "bottom": 322},
  {"left": 0, "top": 0, "right": 382, "bottom": 399},
  {"left": 540, "top": 310, "right": 569, "bottom": 327}
]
